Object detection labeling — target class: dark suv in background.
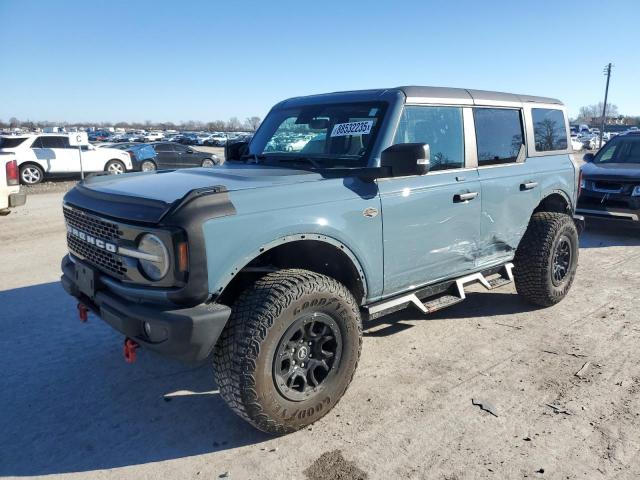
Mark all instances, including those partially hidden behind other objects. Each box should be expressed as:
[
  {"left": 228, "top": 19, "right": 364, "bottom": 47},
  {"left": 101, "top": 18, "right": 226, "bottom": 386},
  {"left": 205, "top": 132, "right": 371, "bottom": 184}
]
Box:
[
  {"left": 577, "top": 132, "right": 640, "bottom": 223},
  {"left": 127, "top": 142, "right": 219, "bottom": 171}
]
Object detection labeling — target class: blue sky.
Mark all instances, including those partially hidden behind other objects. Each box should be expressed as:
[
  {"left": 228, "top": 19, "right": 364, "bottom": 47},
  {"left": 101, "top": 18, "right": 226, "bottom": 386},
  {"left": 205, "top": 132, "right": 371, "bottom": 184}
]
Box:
[{"left": 1, "top": 0, "right": 638, "bottom": 123}]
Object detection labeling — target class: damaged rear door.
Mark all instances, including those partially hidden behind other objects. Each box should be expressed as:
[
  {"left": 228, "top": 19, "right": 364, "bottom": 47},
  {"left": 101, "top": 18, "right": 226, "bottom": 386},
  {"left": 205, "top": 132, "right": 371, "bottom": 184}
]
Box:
[{"left": 473, "top": 107, "right": 540, "bottom": 266}]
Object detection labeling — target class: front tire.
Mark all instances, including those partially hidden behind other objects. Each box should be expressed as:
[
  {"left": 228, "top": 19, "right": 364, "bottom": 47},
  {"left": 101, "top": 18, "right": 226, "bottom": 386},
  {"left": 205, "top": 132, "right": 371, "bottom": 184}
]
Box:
[
  {"left": 20, "top": 164, "right": 44, "bottom": 185},
  {"left": 514, "top": 212, "right": 579, "bottom": 307},
  {"left": 213, "top": 269, "right": 362, "bottom": 435},
  {"left": 140, "top": 160, "right": 156, "bottom": 172},
  {"left": 105, "top": 159, "right": 126, "bottom": 175}
]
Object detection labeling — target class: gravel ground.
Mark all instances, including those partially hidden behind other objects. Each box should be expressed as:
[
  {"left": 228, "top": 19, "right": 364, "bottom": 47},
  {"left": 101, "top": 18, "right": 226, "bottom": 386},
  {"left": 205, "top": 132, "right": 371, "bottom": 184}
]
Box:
[{"left": 2, "top": 151, "right": 637, "bottom": 480}]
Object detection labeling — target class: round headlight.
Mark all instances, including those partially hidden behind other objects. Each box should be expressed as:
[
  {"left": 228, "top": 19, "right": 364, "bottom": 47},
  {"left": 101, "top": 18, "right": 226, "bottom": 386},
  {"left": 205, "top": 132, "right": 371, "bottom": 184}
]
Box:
[{"left": 138, "top": 233, "right": 169, "bottom": 281}]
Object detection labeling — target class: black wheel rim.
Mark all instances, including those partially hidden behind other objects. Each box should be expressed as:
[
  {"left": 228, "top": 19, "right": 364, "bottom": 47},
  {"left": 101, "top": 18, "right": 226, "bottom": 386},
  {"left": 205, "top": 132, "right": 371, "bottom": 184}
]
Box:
[
  {"left": 273, "top": 312, "right": 342, "bottom": 402},
  {"left": 552, "top": 235, "right": 572, "bottom": 286}
]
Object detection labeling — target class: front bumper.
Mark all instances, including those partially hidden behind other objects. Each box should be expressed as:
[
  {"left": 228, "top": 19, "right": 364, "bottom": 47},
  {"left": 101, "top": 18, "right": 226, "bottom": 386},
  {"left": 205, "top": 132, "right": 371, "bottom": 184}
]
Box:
[
  {"left": 61, "top": 255, "right": 231, "bottom": 364},
  {"left": 577, "top": 190, "right": 640, "bottom": 222}
]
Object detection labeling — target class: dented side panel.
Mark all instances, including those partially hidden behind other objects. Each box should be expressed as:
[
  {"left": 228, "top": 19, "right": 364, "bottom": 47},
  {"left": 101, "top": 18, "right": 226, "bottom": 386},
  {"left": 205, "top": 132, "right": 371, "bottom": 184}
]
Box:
[
  {"left": 476, "top": 154, "right": 575, "bottom": 268},
  {"left": 476, "top": 161, "right": 541, "bottom": 267},
  {"left": 378, "top": 169, "right": 482, "bottom": 297}
]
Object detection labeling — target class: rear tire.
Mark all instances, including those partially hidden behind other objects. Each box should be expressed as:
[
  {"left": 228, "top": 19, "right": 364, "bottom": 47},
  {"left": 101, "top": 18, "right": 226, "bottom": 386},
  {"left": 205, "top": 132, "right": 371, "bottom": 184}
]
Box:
[
  {"left": 105, "top": 160, "right": 126, "bottom": 175},
  {"left": 514, "top": 212, "right": 579, "bottom": 307},
  {"left": 20, "top": 164, "right": 44, "bottom": 185},
  {"left": 213, "top": 269, "right": 362, "bottom": 435}
]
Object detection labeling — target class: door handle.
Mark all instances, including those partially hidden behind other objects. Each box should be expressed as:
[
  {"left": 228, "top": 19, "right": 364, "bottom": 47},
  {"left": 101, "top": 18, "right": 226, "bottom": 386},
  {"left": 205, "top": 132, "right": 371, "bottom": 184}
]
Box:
[
  {"left": 520, "top": 181, "right": 538, "bottom": 191},
  {"left": 453, "top": 191, "right": 479, "bottom": 203}
]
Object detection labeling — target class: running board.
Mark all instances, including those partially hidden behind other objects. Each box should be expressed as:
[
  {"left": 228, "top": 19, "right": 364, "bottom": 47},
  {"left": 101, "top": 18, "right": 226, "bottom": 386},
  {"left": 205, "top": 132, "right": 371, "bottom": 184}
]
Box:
[{"left": 367, "top": 263, "right": 514, "bottom": 319}]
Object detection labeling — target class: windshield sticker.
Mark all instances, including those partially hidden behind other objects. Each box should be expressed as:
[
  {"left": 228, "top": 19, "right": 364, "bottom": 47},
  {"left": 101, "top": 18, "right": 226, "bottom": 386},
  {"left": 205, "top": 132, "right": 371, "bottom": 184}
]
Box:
[{"left": 330, "top": 121, "right": 374, "bottom": 137}]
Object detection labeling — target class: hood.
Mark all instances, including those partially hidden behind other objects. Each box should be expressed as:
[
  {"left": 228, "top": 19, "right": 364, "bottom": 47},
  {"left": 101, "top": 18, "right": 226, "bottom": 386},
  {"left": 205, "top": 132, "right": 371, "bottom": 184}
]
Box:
[
  {"left": 63, "top": 163, "right": 325, "bottom": 223},
  {"left": 581, "top": 162, "right": 640, "bottom": 182}
]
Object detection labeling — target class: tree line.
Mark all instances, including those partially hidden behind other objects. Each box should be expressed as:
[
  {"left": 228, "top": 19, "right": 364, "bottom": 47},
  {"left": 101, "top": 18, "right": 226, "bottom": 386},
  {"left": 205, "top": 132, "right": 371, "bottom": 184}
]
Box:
[
  {"left": 574, "top": 102, "right": 639, "bottom": 126},
  {"left": 0, "top": 116, "right": 262, "bottom": 132}
]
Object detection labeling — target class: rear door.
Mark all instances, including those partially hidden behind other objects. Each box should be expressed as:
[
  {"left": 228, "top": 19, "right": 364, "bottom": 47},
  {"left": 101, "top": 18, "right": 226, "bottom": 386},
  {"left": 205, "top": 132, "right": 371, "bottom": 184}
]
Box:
[
  {"left": 32, "top": 136, "right": 76, "bottom": 173},
  {"left": 379, "top": 105, "right": 482, "bottom": 296},
  {"left": 473, "top": 107, "right": 541, "bottom": 267}
]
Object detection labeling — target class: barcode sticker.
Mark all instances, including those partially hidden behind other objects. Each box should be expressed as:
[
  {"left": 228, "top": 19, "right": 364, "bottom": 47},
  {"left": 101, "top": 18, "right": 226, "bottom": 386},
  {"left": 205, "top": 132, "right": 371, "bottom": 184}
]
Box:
[{"left": 330, "top": 121, "right": 373, "bottom": 137}]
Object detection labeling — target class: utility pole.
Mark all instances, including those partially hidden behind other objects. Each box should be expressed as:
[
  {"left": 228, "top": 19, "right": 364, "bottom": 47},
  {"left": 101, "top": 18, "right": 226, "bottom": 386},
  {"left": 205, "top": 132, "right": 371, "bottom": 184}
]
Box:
[{"left": 599, "top": 63, "right": 612, "bottom": 148}]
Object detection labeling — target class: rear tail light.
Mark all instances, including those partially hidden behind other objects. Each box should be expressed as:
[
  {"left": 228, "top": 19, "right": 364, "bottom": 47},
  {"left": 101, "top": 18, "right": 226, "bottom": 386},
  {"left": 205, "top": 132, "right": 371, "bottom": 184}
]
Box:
[
  {"left": 6, "top": 159, "right": 18, "bottom": 186},
  {"left": 128, "top": 151, "right": 135, "bottom": 160}
]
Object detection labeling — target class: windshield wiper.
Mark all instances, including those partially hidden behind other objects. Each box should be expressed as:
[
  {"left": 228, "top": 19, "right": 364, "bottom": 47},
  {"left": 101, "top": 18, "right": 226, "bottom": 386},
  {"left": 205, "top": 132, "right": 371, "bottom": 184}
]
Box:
[
  {"left": 239, "top": 153, "right": 267, "bottom": 163},
  {"left": 271, "top": 156, "right": 323, "bottom": 169}
]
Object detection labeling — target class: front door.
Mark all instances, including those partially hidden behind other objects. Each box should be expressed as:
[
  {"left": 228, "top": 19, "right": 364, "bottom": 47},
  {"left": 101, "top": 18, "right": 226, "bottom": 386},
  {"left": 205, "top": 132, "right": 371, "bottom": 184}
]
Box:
[
  {"left": 379, "top": 105, "right": 481, "bottom": 297},
  {"left": 173, "top": 144, "right": 199, "bottom": 167}
]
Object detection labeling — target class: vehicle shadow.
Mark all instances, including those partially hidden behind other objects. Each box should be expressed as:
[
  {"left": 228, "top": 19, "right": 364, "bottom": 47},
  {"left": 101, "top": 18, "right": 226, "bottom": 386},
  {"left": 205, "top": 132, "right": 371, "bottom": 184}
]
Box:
[
  {"left": 363, "top": 291, "right": 537, "bottom": 337},
  {"left": 0, "top": 282, "right": 268, "bottom": 477},
  {"left": 580, "top": 218, "right": 640, "bottom": 249}
]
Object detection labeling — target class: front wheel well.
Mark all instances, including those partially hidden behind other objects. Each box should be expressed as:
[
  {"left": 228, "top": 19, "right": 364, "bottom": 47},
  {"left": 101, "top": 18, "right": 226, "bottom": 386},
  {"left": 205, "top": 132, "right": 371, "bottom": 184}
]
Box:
[{"left": 217, "top": 240, "right": 366, "bottom": 307}]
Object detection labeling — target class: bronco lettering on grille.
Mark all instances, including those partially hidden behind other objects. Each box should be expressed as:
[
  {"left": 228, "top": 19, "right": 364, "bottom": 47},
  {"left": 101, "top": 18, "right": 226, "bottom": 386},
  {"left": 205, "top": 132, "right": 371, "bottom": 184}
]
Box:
[{"left": 66, "top": 225, "right": 118, "bottom": 253}]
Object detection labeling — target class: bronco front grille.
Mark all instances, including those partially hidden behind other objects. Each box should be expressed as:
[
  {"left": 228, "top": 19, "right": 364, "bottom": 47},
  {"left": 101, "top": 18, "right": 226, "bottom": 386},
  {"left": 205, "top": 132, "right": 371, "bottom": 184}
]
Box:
[
  {"left": 63, "top": 206, "right": 122, "bottom": 242},
  {"left": 63, "top": 206, "right": 127, "bottom": 278}
]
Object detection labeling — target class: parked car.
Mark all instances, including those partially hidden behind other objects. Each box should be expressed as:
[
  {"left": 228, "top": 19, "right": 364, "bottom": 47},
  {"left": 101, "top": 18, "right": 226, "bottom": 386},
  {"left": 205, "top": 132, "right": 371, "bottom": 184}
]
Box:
[
  {"left": 570, "top": 136, "right": 584, "bottom": 151},
  {"left": 0, "top": 134, "right": 133, "bottom": 184},
  {"left": 204, "top": 133, "right": 228, "bottom": 146},
  {"left": 178, "top": 133, "right": 199, "bottom": 145},
  {"left": 60, "top": 86, "right": 581, "bottom": 435},
  {"left": 0, "top": 153, "right": 26, "bottom": 215},
  {"left": 88, "top": 131, "right": 113, "bottom": 142},
  {"left": 126, "top": 142, "right": 220, "bottom": 171},
  {"left": 98, "top": 142, "right": 138, "bottom": 150},
  {"left": 164, "top": 134, "right": 183, "bottom": 143},
  {"left": 144, "top": 131, "right": 164, "bottom": 142},
  {"left": 577, "top": 133, "right": 640, "bottom": 222}
]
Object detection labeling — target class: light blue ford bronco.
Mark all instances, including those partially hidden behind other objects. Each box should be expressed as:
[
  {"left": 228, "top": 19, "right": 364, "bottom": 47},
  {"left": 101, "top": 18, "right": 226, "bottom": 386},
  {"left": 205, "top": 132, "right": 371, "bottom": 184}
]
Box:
[{"left": 61, "top": 86, "right": 583, "bottom": 434}]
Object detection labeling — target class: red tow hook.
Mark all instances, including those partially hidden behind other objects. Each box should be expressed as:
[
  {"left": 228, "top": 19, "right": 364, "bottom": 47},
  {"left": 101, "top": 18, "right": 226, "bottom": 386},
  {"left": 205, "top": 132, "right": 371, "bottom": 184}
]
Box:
[
  {"left": 123, "top": 338, "right": 139, "bottom": 364},
  {"left": 77, "top": 303, "right": 89, "bottom": 323}
]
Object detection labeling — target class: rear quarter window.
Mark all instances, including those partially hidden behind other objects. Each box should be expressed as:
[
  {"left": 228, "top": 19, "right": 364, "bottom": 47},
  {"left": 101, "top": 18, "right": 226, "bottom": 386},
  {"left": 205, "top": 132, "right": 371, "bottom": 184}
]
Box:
[
  {"left": 532, "top": 108, "right": 568, "bottom": 151},
  {"left": 0, "top": 137, "right": 28, "bottom": 148}
]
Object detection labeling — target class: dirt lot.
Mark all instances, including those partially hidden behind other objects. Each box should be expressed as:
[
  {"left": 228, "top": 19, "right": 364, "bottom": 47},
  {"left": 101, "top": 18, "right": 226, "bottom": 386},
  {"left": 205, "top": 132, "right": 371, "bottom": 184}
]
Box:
[{"left": 1, "top": 167, "right": 640, "bottom": 479}]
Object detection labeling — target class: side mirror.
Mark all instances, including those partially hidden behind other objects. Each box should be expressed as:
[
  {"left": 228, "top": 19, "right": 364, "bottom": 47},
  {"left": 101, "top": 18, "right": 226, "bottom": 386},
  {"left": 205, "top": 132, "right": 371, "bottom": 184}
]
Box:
[
  {"left": 583, "top": 153, "right": 595, "bottom": 163},
  {"left": 225, "top": 140, "right": 249, "bottom": 161},
  {"left": 380, "top": 143, "right": 430, "bottom": 177}
]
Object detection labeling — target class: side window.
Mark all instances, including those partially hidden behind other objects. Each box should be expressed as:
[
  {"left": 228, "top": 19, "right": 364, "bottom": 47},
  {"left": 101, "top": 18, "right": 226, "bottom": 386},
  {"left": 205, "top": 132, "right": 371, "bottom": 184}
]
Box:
[
  {"left": 393, "top": 106, "right": 464, "bottom": 171},
  {"left": 56, "top": 136, "right": 71, "bottom": 148},
  {"left": 31, "top": 137, "right": 44, "bottom": 148},
  {"left": 473, "top": 108, "right": 524, "bottom": 166},
  {"left": 173, "top": 144, "right": 187, "bottom": 153},
  {"left": 532, "top": 108, "right": 568, "bottom": 151},
  {"left": 154, "top": 143, "right": 171, "bottom": 152},
  {"left": 39, "top": 136, "right": 63, "bottom": 148}
]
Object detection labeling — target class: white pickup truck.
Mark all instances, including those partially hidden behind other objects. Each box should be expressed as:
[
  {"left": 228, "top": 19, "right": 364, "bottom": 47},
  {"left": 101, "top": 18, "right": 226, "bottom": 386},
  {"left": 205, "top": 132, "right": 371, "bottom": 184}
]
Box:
[
  {"left": 0, "top": 134, "right": 133, "bottom": 184},
  {"left": 0, "top": 153, "right": 26, "bottom": 215}
]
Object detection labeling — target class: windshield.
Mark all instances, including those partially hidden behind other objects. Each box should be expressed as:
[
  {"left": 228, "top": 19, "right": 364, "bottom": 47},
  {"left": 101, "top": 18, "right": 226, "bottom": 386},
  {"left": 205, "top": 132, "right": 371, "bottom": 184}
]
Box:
[
  {"left": 250, "top": 102, "right": 387, "bottom": 167},
  {"left": 593, "top": 136, "right": 640, "bottom": 164}
]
